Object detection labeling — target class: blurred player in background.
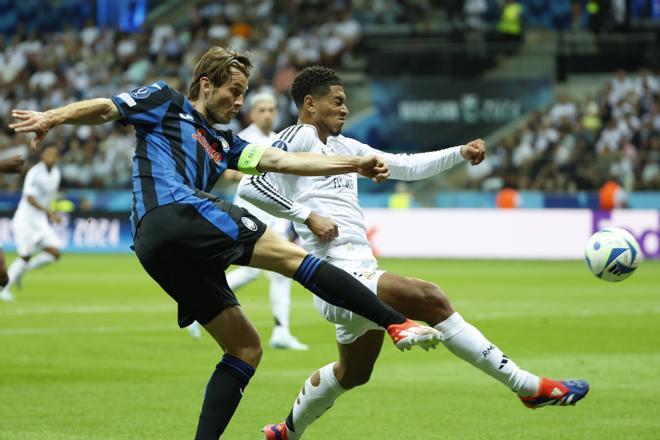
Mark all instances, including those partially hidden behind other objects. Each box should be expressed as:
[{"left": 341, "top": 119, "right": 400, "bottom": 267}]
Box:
[
  {"left": 0, "top": 146, "right": 62, "bottom": 302},
  {"left": 9, "top": 47, "right": 442, "bottom": 438},
  {"left": 0, "top": 155, "right": 26, "bottom": 289},
  {"left": 238, "top": 67, "right": 590, "bottom": 440},
  {"left": 222, "top": 92, "right": 308, "bottom": 350}
]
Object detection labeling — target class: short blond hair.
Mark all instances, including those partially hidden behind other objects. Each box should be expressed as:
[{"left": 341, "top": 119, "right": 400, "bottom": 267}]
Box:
[{"left": 188, "top": 47, "right": 252, "bottom": 99}]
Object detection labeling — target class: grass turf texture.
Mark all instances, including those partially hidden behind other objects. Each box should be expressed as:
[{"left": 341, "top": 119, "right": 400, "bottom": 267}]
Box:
[{"left": 0, "top": 254, "right": 658, "bottom": 440}]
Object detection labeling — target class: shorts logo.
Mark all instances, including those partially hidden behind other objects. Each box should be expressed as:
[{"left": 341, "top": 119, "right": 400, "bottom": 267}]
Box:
[
  {"left": 241, "top": 217, "right": 258, "bottom": 231},
  {"left": 193, "top": 129, "right": 222, "bottom": 164},
  {"left": 361, "top": 271, "right": 377, "bottom": 280},
  {"left": 129, "top": 87, "right": 151, "bottom": 99}
]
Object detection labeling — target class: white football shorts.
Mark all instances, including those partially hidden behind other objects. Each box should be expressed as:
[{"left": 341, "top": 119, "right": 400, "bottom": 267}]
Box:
[
  {"left": 313, "top": 256, "right": 385, "bottom": 344},
  {"left": 12, "top": 217, "right": 62, "bottom": 256}
]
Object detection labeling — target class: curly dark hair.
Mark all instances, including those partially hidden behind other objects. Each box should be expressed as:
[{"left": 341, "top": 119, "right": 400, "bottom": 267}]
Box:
[{"left": 290, "top": 66, "right": 343, "bottom": 108}]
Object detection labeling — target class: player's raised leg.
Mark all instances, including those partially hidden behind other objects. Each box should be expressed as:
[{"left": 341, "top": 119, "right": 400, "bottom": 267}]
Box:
[
  {"left": 249, "top": 228, "right": 441, "bottom": 351},
  {"left": 377, "top": 272, "right": 589, "bottom": 406},
  {"left": 264, "top": 331, "right": 384, "bottom": 440}
]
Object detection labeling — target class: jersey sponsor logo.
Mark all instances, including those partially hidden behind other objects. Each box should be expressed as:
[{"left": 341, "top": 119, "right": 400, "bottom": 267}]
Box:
[
  {"left": 241, "top": 217, "right": 258, "bottom": 231},
  {"left": 332, "top": 176, "right": 354, "bottom": 190},
  {"left": 179, "top": 113, "right": 194, "bottom": 122},
  {"left": 271, "top": 140, "right": 288, "bottom": 151},
  {"left": 192, "top": 129, "right": 222, "bottom": 165},
  {"left": 129, "top": 87, "right": 151, "bottom": 99},
  {"left": 117, "top": 92, "right": 137, "bottom": 107}
]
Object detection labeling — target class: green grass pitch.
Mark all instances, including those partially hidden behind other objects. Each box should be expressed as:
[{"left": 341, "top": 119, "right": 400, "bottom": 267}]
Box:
[{"left": 1, "top": 254, "right": 659, "bottom": 439}]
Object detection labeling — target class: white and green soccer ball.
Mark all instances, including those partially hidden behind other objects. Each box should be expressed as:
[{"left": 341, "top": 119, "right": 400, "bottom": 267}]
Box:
[{"left": 584, "top": 228, "right": 641, "bottom": 282}]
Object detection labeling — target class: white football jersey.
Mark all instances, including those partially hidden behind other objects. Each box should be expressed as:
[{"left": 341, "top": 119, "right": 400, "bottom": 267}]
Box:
[
  {"left": 14, "top": 161, "right": 61, "bottom": 224},
  {"left": 265, "top": 125, "right": 369, "bottom": 258},
  {"left": 239, "top": 124, "right": 465, "bottom": 259},
  {"left": 235, "top": 123, "right": 281, "bottom": 225},
  {"left": 238, "top": 123, "right": 277, "bottom": 147}
]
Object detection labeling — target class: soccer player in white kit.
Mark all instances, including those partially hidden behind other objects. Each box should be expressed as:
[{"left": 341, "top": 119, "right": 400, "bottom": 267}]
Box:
[
  {"left": 0, "top": 146, "right": 62, "bottom": 302},
  {"left": 188, "top": 93, "right": 309, "bottom": 350},
  {"left": 241, "top": 67, "right": 589, "bottom": 440}
]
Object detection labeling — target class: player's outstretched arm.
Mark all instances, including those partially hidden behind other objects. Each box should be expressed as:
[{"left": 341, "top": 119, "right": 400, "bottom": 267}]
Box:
[
  {"left": 0, "top": 156, "right": 25, "bottom": 173},
  {"left": 10, "top": 99, "right": 120, "bottom": 149},
  {"left": 253, "top": 146, "right": 390, "bottom": 183},
  {"left": 350, "top": 137, "right": 486, "bottom": 181}
]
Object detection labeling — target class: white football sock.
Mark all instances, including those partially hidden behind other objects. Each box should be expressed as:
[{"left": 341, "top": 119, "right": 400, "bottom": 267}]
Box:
[
  {"left": 4, "top": 258, "right": 27, "bottom": 290},
  {"left": 287, "top": 363, "right": 345, "bottom": 439},
  {"left": 26, "top": 252, "right": 57, "bottom": 271},
  {"left": 225, "top": 266, "right": 261, "bottom": 291},
  {"left": 435, "top": 312, "right": 540, "bottom": 396},
  {"left": 267, "top": 271, "right": 292, "bottom": 329}
]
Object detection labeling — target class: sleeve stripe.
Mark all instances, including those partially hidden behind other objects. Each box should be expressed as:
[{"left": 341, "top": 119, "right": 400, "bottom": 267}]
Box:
[
  {"left": 250, "top": 175, "right": 294, "bottom": 210},
  {"left": 255, "top": 175, "right": 295, "bottom": 206},
  {"left": 282, "top": 124, "right": 303, "bottom": 143},
  {"left": 254, "top": 175, "right": 294, "bottom": 209},
  {"left": 277, "top": 125, "right": 296, "bottom": 141}
]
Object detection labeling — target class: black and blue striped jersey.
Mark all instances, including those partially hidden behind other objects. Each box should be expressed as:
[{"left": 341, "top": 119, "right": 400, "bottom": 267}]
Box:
[{"left": 111, "top": 81, "right": 250, "bottom": 236}]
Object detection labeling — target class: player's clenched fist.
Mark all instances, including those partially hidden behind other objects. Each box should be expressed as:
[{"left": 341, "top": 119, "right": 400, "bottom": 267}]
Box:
[
  {"left": 460, "top": 139, "right": 486, "bottom": 165},
  {"left": 305, "top": 212, "right": 339, "bottom": 243},
  {"left": 357, "top": 155, "right": 390, "bottom": 183}
]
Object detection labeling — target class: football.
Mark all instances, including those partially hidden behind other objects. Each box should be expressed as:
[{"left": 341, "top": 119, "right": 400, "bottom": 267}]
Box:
[{"left": 584, "top": 228, "right": 641, "bottom": 282}]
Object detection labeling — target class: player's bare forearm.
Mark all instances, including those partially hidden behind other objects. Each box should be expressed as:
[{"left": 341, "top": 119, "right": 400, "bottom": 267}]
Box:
[
  {"left": 10, "top": 99, "right": 120, "bottom": 149},
  {"left": 40, "top": 99, "right": 119, "bottom": 127},
  {"left": 257, "top": 148, "right": 389, "bottom": 182},
  {"left": 257, "top": 149, "right": 359, "bottom": 175}
]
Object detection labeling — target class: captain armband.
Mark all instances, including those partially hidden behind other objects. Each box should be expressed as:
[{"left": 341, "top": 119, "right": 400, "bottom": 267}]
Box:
[{"left": 237, "top": 144, "right": 267, "bottom": 175}]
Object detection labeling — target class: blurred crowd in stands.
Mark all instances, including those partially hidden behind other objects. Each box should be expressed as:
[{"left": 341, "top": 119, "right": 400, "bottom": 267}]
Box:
[
  {"left": 0, "top": 0, "right": 658, "bottom": 195},
  {"left": 473, "top": 68, "right": 660, "bottom": 192},
  {"left": 0, "top": 0, "right": 362, "bottom": 190}
]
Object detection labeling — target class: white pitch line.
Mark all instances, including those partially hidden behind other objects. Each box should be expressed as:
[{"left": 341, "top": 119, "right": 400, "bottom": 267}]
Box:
[
  {"left": 0, "top": 320, "right": 275, "bottom": 336},
  {"left": 0, "top": 302, "right": 276, "bottom": 316},
  {"left": 466, "top": 307, "right": 660, "bottom": 320},
  {"left": 0, "top": 324, "right": 175, "bottom": 336},
  {"left": 0, "top": 304, "right": 172, "bottom": 316}
]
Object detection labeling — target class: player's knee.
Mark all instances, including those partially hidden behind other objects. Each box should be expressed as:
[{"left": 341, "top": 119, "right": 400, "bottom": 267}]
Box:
[
  {"left": 0, "top": 271, "right": 8, "bottom": 287},
  {"left": 229, "top": 343, "right": 263, "bottom": 368},
  {"left": 418, "top": 281, "right": 453, "bottom": 321},
  {"left": 47, "top": 249, "right": 61, "bottom": 260}
]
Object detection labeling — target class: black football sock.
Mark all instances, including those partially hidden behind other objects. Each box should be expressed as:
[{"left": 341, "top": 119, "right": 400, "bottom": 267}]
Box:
[
  {"left": 194, "top": 354, "right": 255, "bottom": 440},
  {"left": 293, "top": 254, "right": 405, "bottom": 327}
]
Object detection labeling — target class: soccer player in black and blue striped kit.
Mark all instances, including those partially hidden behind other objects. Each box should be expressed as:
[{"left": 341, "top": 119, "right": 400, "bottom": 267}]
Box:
[{"left": 9, "top": 47, "right": 442, "bottom": 438}]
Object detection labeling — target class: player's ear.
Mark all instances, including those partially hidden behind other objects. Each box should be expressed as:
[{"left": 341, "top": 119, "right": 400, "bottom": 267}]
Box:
[
  {"left": 303, "top": 95, "right": 316, "bottom": 115},
  {"left": 200, "top": 77, "right": 212, "bottom": 97}
]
